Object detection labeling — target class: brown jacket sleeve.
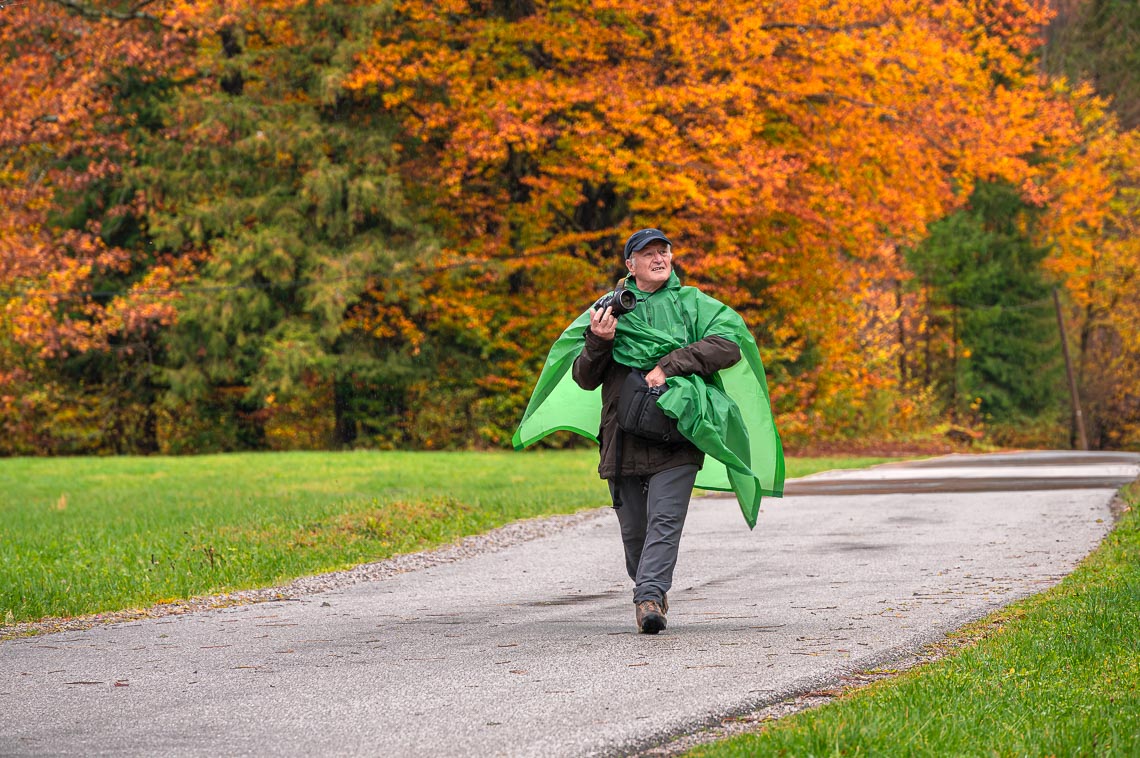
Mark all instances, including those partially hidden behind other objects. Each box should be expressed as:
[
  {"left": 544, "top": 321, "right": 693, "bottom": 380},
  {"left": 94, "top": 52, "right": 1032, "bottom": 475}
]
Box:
[
  {"left": 572, "top": 327, "right": 614, "bottom": 391},
  {"left": 656, "top": 335, "right": 741, "bottom": 378}
]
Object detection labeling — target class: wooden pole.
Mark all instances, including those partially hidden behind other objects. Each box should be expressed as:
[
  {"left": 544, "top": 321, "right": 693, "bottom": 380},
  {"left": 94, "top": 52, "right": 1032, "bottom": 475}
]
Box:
[{"left": 1053, "top": 287, "right": 1089, "bottom": 450}]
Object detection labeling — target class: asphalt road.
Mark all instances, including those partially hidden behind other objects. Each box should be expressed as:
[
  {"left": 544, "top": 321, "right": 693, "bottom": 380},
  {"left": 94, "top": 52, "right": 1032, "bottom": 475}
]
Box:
[{"left": 2, "top": 451, "right": 1137, "bottom": 757}]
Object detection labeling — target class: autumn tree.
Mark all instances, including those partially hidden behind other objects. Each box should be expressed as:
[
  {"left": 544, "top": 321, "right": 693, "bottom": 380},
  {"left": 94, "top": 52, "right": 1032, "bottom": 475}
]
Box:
[
  {"left": 0, "top": 0, "right": 192, "bottom": 453},
  {"left": 1036, "top": 93, "right": 1140, "bottom": 448},
  {"left": 1039, "top": 0, "right": 1140, "bottom": 448},
  {"left": 344, "top": 0, "right": 1086, "bottom": 445}
]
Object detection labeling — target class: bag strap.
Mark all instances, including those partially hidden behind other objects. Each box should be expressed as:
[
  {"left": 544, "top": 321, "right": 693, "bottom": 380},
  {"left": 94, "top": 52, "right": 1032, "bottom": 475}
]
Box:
[{"left": 610, "top": 426, "right": 624, "bottom": 509}]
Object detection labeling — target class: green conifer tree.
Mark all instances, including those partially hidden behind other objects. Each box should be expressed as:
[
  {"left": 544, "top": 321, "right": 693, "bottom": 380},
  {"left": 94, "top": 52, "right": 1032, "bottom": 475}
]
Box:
[
  {"left": 139, "top": 2, "right": 433, "bottom": 450},
  {"left": 906, "top": 181, "right": 1062, "bottom": 424}
]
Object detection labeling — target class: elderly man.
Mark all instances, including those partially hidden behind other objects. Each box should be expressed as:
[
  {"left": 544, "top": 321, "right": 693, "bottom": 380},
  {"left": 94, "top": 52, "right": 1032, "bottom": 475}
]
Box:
[
  {"left": 513, "top": 227, "right": 784, "bottom": 635},
  {"left": 571, "top": 228, "right": 743, "bottom": 634}
]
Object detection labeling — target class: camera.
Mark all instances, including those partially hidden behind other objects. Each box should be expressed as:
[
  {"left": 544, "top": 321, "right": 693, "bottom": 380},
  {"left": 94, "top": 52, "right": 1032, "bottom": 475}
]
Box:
[{"left": 593, "top": 286, "right": 638, "bottom": 317}]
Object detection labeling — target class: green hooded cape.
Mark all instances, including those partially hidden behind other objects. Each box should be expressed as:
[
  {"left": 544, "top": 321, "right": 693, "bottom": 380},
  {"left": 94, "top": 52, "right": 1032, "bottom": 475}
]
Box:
[{"left": 512, "top": 271, "right": 784, "bottom": 528}]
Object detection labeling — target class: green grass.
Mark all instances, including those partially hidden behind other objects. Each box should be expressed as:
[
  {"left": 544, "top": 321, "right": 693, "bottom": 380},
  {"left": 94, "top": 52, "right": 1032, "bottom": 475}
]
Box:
[
  {"left": 0, "top": 450, "right": 893, "bottom": 625},
  {"left": 688, "top": 484, "right": 1140, "bottom": 758}
]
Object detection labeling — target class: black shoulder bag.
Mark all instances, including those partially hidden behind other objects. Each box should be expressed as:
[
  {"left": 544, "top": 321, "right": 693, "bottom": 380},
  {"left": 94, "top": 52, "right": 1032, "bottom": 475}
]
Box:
[{"left": 617, "top": 369, "right": 681, "bottom": 444}]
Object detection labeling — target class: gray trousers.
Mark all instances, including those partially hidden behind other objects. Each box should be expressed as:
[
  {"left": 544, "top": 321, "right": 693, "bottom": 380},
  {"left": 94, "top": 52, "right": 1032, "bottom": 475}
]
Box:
[{"left": 608, "top": 464, "right": 699, "bottom": 604}]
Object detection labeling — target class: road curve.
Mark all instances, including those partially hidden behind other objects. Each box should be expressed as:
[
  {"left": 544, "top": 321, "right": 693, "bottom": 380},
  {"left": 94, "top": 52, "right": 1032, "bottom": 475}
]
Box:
[{"left": 2, "top": 451, "right": 1137, "bottom": 757}]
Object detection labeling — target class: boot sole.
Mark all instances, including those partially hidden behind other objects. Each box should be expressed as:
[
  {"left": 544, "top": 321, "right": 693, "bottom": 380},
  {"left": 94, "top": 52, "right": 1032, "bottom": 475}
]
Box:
[{"left": 639, "top": 613, "right": 666, "bottom": 634}]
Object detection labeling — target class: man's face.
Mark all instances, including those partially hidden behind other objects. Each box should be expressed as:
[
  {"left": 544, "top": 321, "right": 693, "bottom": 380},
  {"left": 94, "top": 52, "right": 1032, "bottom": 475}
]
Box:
[{"left": 626, "top": 243, "right": 672, "bottom": 292}]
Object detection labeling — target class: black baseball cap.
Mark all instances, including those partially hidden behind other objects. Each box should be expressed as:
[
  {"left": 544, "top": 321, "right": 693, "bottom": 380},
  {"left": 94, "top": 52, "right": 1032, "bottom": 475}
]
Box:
[{"left": 623, "top": 228, "right": 672, "bottom": 259}]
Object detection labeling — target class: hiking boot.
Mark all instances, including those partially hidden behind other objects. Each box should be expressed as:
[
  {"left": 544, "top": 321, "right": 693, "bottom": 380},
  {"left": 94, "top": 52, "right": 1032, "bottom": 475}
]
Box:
[
  {"left": 661, "top": 592, "right": 668, "bottom": 615},
  {"left": 635, "top": 599, "right": 667, "bottom": 634}
]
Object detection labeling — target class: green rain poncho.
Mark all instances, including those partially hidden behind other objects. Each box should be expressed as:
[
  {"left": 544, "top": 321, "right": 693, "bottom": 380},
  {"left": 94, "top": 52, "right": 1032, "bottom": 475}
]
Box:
[{"left": 512, "top": 271, "right": 784, "bottom": 528}]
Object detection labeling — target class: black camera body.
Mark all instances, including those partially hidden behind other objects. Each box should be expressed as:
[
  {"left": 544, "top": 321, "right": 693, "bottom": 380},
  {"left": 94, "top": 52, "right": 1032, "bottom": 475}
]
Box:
[{"left": 593, "top": 280, "right": 637, "bottom": 317}]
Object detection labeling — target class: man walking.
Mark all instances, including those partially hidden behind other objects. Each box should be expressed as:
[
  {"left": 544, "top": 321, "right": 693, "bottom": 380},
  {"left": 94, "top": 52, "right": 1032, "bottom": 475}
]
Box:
[
  {"left": 571, "top": 229, "right": 742, "bottom": 633},
  {"left": 512, "top": 228, "right": 784, "bottom": 635}
]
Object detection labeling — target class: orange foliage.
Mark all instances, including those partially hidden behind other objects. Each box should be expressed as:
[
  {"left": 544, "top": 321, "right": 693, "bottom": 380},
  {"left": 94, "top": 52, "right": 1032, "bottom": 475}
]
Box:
[
  {"left": 0, "top": 1, "right": 199, "bottom": 359},
  {"left": 344, "top": 0, "right": 1082, "bottom": 437},
  {"left": 2, "top": 0, "right": 1134, "bottom": 450},
  {"left": 1037, "top": 85, "right": 1140, "bottom": 446}
]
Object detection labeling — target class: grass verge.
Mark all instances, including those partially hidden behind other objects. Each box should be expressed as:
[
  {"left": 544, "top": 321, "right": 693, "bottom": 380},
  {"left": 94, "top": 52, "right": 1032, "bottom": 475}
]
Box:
[
  {"left": 686, "top": 482, "right": 1140, "bottom": 757},
  {"left": 1, "top": 449, "right": 894, "bottom": 625}
]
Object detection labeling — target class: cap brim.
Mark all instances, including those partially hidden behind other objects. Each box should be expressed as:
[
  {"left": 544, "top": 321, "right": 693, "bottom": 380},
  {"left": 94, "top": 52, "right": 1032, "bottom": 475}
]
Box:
[{"left": 626, "top": 232, "right": 672, "bottom": 257}]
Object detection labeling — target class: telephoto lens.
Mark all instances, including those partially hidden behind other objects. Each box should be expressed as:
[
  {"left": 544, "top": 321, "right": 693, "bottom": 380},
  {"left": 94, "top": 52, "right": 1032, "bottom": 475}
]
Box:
[{"left": 593, "top": 287, "right": 638, "bottom": 317}]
